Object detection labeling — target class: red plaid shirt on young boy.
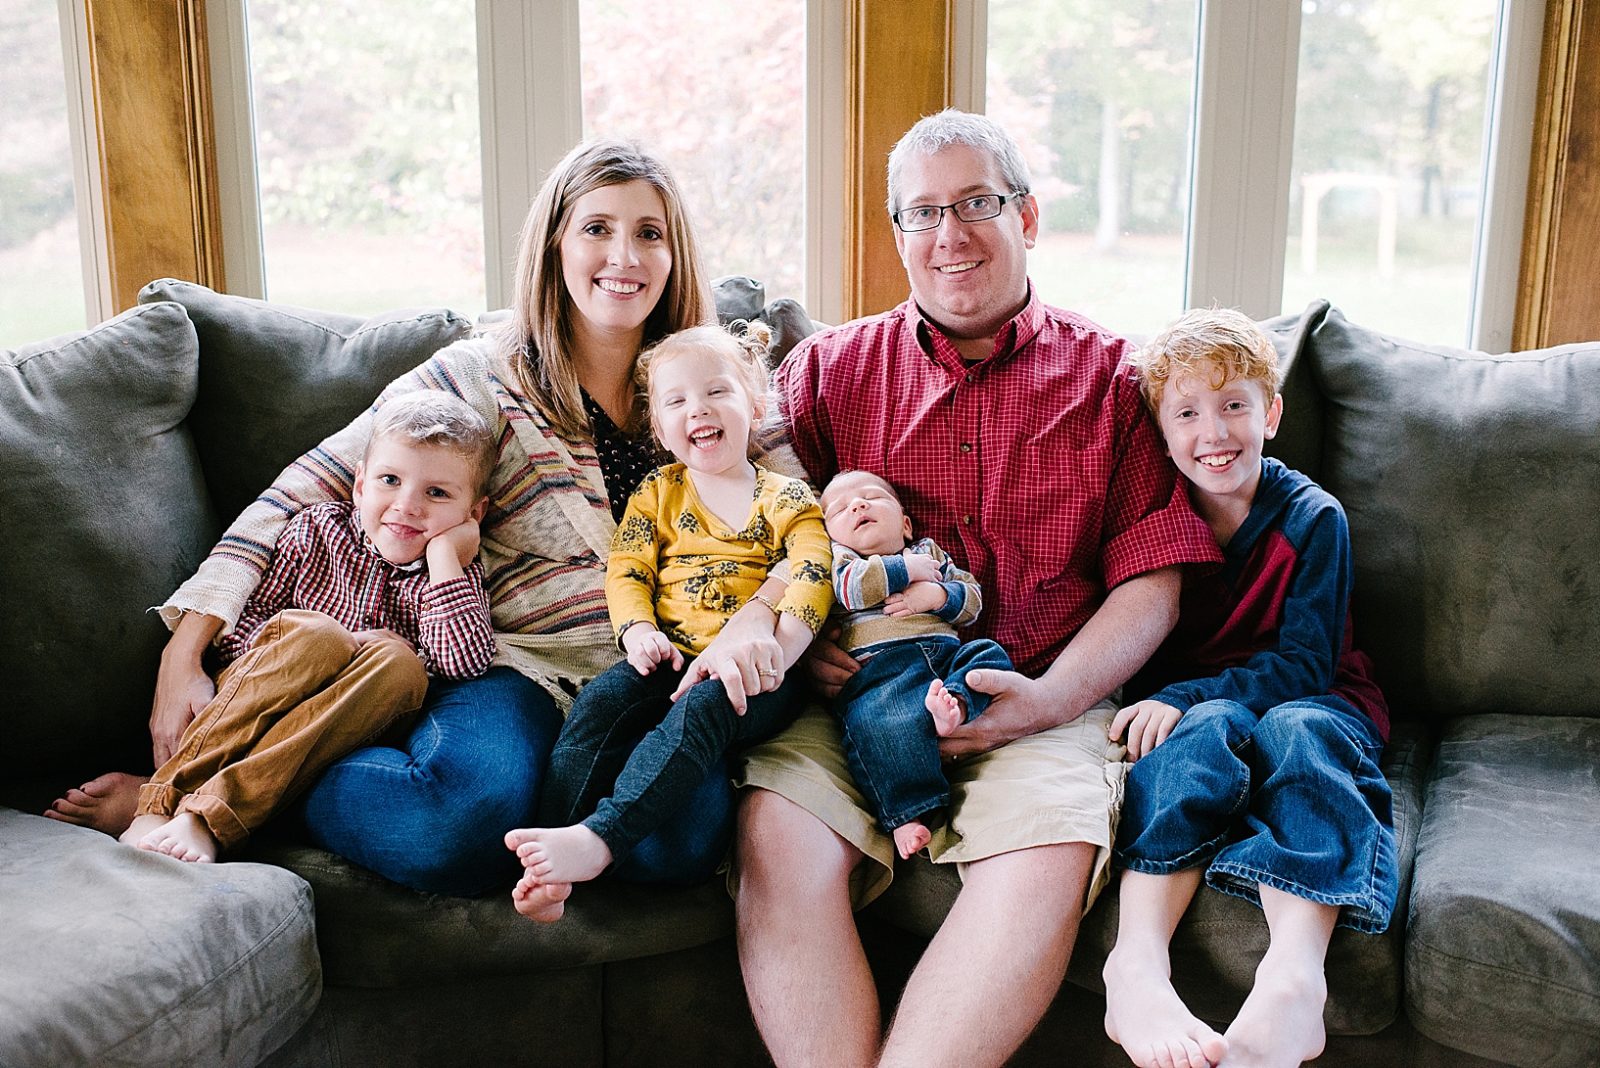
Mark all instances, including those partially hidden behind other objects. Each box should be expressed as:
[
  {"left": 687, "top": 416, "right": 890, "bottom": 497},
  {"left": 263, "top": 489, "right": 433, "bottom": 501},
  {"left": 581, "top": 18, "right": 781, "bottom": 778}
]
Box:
[
  {"left": 777, "top": 289, "right": 1220, "bottom": 677},
  {"left": 218, "top": 501, "right": 494, "bottom": 679}
]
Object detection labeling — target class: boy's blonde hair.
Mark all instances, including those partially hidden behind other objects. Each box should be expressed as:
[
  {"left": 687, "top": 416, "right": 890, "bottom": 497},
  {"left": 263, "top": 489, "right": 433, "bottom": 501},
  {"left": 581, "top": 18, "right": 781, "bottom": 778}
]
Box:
[
  {"left": 1130, "top": 307, "right": 1283, "bottom": 414},
  {"left": 367, "top": 390, "right": 498, "bottom": 497},
  {"left": 636, "top": 321, "right": 773, "bottom": 456}
]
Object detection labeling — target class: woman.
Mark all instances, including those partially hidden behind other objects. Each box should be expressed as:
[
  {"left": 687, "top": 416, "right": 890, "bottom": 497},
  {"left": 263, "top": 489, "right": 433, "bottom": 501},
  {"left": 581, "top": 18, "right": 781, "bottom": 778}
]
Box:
[{"left": 53, "top": 140, "right": 784, "bottom": 896}]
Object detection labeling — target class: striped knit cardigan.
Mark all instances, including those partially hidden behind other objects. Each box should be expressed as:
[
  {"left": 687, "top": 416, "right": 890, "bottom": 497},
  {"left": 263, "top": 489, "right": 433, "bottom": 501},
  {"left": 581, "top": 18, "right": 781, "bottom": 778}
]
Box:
[{"left": 161, "top": 336, "right": 802, "bottom": 711}]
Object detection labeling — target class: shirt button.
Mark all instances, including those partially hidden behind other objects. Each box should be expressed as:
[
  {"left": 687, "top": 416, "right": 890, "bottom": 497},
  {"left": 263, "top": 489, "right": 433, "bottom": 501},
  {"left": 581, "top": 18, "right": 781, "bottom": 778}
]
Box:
[
  {"left": 962, "top": 515, "right": 973, "bottom": 526},
  {"left": 964, "top": 373, "right": 974, "bottom": 384},
  {"left": 959, "top": 442, "right": 972, "bottom": 454}
]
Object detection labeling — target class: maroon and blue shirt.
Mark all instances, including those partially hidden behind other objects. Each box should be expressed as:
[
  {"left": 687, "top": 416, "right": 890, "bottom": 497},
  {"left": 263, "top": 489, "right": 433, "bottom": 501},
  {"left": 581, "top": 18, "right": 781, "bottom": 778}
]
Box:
[{"left": 1142, "top": 458, "right": 1389, "bottom": 742}]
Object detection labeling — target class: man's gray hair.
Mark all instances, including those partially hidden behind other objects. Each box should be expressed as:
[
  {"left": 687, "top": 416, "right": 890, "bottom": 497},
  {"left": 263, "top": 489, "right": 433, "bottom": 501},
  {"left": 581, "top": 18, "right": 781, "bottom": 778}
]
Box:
[{"left": 886, "top": 109, "right": 1033, "bottom": 214}]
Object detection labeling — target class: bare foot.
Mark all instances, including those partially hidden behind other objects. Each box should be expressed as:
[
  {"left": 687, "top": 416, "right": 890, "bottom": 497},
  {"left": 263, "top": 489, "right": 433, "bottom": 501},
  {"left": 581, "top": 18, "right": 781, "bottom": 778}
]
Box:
[
  {"left": 512, "top": 871, "right": 573, "bottom": 923},
  {"left": 118, "top": 813, "right": 168, "bottom": 847},
  {"left": 137, "top": 812, "right": 219, "bottom": 863},
  {"left": 892, "top": 821, "right": 932, "bottom": 860},
  {"left": 925, "top": 680, "right": 966, "bottom": 736},
  {"left": 1104, "top": 943, "right": 1228, "bottom": 1068},
  {"left": 44, "top": 772, "right": 150, "bottom": 835},
  {"left": 1218, "top": 955, "right": 1326, "bottom": 1067},
  {"left": 505, "top": 824, "right": 613, "bottom": 883}
]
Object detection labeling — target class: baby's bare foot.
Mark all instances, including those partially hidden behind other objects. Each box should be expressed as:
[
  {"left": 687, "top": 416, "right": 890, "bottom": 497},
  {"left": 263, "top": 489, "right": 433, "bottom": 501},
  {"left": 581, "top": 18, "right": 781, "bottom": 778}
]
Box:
[
  {"left": 512, "top": 872, "right": 573, "bottom": 923},
  {"left": 892, "top": 821, "right": 932, "bottom": 860},
  {"left": 1104, "top": 943, "right": 1227, "bottom": 1068},
  {"left": 1218, "top": 955, "right": 1326, "bottom": 1068},
  {"left": 511, "top": 825, "right": 613, "bottom": 883},
  {"left": 925, "top": 680, "right": 966, "bottom": 737},
  {"left": 138, "top": 812, "right": 219, "bottom": 863},
  {"left": 45, "top": 772, "right": 150, "bottom": 835}
]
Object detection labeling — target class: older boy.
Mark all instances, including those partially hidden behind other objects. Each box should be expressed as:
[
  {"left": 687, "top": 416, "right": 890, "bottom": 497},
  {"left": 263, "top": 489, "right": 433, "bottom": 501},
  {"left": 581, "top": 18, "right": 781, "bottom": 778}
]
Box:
[
  {"left": 118, "top": 390, "right": 497, "bottom": 864},
  {"left": 820, "top": 469, "right": 1012, "bottom": 860},
  {"left": 1104, "top": 307, "right": 1396, "bottom": 1068}
]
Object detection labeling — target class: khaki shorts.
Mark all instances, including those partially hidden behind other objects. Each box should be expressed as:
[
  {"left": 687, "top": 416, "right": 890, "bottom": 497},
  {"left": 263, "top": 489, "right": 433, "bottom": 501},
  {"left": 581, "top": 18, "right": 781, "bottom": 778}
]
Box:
[{"left": 733, "top": 697, "right": 1128, "bottom": 909}]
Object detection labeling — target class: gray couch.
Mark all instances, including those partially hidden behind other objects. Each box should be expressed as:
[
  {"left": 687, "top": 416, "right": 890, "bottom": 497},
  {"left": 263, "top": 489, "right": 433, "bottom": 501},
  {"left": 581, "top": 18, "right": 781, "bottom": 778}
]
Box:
[{"left": 2, "top": 280, "right": 1595, "bottom": 1067}]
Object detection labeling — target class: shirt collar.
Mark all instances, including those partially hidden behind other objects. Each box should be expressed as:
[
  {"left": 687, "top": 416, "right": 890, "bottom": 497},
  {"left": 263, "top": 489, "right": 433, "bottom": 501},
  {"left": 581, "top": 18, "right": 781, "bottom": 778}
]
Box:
[{"left": 906, "top": 282, "right": 1045, "bottom": 373}]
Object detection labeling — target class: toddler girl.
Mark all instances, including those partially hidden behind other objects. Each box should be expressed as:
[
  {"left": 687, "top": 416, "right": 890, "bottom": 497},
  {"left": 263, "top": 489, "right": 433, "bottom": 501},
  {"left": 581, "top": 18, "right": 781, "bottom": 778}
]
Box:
[{"left": 505, "top": 322, "right": 831, "bottom": 922}]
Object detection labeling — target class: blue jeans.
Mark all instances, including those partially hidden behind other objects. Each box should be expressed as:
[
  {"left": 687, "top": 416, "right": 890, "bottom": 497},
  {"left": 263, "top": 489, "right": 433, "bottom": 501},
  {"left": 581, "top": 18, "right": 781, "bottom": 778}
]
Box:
[
  {"left": 541, "top": 658, "right": 802, "bottom": 865},
  {"left": 300, "top": 666, "right": 733, "bottom": 895},
  {"left": 1115, "top": 696, "right": 1399, "bottom": 934},
  {"left": 835, "top": 636, "right": 1012, "bottom": 831}
]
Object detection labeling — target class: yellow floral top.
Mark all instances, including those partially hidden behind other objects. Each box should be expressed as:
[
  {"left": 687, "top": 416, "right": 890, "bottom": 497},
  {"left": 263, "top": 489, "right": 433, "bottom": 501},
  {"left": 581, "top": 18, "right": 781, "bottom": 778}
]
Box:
[{"left": 606, "top": 463, "right": 833, "bottom": 654}]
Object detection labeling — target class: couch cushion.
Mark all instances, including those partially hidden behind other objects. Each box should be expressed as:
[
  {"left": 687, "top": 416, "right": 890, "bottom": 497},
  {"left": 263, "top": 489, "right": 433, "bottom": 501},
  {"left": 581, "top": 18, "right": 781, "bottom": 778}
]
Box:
[
  {"left": 867, "top": 718, "right": 1429, "bottom": 1035},
  {"left": 1407, "top": 714, "right": 1600, "bottom": 1068},
  {"left": 1, "top": 303, "right": 217, "bottom": 771},
  {"left": 246, "top": 839, "right": 735, "bottom": 985},
  {"left": 1303, "top": 307, "right": 1600, "bottom": 719},
  {"left": 137, "top": 279, "right": 472, "bottom": 524},
  {"left": 0, "top": 810, "right": 319, "bottom": 1068}
]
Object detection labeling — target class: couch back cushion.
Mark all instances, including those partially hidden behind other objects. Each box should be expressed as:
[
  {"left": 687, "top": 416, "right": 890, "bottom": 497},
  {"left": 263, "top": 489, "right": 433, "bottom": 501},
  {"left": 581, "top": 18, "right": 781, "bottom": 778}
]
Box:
[
  {"left": 1, "top": 302, "right": 218, "bottom": 769},
  {"left": 137, "top": 279, "right": 472, "bottom": 524},
  {"left": 1305, "top": 306, "right": 1600, "bottom": 719}
]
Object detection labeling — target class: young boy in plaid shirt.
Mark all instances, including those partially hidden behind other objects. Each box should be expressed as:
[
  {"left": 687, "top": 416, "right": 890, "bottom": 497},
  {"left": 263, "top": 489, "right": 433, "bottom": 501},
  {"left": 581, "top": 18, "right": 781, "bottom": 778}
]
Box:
[{"left": 120, "top": 390, "right": 497, "bottom": 864}]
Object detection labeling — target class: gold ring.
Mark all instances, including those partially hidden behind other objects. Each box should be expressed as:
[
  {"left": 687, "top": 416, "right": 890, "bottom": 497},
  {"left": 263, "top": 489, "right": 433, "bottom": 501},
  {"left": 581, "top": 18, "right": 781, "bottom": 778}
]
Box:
[{"left": 758, "top": 669, "right": 778, "bottom": 678}]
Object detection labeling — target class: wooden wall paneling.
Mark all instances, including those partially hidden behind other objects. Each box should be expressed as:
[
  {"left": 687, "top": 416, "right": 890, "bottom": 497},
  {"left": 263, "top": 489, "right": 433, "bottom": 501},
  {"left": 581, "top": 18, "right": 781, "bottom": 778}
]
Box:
[
  {"left": 1516, "top": 0, "right": 1600, "bottom": 349},
  {"left": 82, "top": 0, "right": 223, "bottom": 314},
  {"left": 844, "top": 0, "right": 954, "bottom": 320}
]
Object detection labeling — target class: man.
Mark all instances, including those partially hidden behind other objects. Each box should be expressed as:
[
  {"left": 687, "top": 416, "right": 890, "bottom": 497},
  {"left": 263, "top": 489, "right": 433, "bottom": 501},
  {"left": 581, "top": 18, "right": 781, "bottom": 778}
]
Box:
[{"left": 733, "top": 110, "right": 1221, "bottom": 1067}]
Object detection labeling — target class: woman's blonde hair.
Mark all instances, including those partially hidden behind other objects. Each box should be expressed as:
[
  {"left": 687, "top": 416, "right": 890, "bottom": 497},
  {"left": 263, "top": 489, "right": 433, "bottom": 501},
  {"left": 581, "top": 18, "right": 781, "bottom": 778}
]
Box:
[
  {"left": 636, "top": 321, "right": 773, "bottom": 457},
  {"left": 495, "top": 139, "right": 715, "bottom": 439},
  {"left": 1129, "top": 306, "right": 1283, "bottom": 415}
]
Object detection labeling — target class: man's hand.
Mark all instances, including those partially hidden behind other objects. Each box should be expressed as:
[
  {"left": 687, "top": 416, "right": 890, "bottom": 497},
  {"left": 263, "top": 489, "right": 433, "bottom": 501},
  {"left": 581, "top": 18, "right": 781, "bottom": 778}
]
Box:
[
  {"left": 352, "top": 627, "right": 415, "bottom": 653},
  {"left": 901, "top": 551, "right": 943, "bottom": 584},
  {"left": 426, "top": 519, "right": 482, "bottom": 580},
  {"left": 622, "top": 624, "right": 684, "bottom": 675},
  {"left": 802, "top": 622, "right": 860, "bottom": 699},
  {"left": 937, "top": 669, "right": 1070, "bottom": 759},
  {"left": 884, "top": 580, "right": 946, "bottom": 617},
  {"left": 1109, "top": 699, "right": 1183, "bottom": 761}
]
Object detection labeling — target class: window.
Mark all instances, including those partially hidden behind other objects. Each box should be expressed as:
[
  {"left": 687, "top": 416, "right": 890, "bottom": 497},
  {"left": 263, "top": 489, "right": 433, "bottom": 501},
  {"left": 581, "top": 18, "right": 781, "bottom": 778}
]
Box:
[
  {"left": 982, "top": 0, "right": 1536, "bottom": 347},
  {"left": 986, "top": 0, "right": 1200, "bottom": 337},
  {"left": 0, "top": 0, "right": 87, "bottom": 347},
  {"left": 244, "top": 0, "right": 487, "bottom": 316},
  {"left": 579, "top": 0, "right": 806, "bottom": 301}
]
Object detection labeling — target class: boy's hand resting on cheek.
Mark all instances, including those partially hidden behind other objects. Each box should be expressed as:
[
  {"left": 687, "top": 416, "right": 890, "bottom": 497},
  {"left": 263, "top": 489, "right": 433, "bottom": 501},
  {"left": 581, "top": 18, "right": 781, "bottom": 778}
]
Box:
[
  {"left": 622, "top": 624, "right": 685, "bottom": 676},
  {"left": 885, "top": 580, "right": 946, "bottom": 617},
  {"left": 1110, "top": 699, "right": 1184, "bottom": 760},
  {"left": 426, "top": 519, "right": 483, "bottom": 580}
]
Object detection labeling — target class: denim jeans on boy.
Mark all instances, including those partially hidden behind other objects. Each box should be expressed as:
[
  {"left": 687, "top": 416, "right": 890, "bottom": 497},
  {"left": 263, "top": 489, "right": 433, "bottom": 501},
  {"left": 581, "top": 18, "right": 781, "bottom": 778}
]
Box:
[
  {"left": 540, "top": 658, "right": 804, "bottom": 865},
  {"left": 300, "top": 666, "right": 736, "bottom": 895},
  {"left": 835, "top": 636, "right": 1012, "bottom": 831},
  {"left": 1115, "top": 695, "right": 1398, "bottom": 933}
]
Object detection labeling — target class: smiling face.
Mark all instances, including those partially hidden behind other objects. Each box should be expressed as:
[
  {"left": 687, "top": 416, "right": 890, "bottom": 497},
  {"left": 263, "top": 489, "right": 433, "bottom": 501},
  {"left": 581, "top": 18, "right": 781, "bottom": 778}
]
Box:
[
  {"left": 559, "top": 179, "right": 673, "bottom": 347},
  {"left": 1155, "top": 368, "right": 1284, "bottom": 516},
  {"left": 353, "top": 437, "right": 487, "bottom": 565},
  {"left": 821, "top": 471, "right": 913, "bottom": 556},
  {"left": 649, "top": 346, "right": 761, "bottom": 479},
  {"left": 891, "top": 144, "right": 1038, "bottom": 347}
]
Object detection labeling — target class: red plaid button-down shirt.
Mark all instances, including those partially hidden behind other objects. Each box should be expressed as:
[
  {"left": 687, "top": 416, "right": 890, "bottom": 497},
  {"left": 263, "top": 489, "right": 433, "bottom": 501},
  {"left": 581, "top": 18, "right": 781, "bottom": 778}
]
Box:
[
  {"left": 776, "top": 290, "right": 1220, "bottom": 677},
  {"left": 218, "top": 501, "right": 494, "bottom": 679}
]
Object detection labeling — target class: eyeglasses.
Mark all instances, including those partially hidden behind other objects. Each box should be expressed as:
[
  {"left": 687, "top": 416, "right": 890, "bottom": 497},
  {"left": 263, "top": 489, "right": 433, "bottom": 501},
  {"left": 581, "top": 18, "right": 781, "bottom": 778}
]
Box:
[{"left": 891, "top": 191, "right": 1024, "bottom": 232}]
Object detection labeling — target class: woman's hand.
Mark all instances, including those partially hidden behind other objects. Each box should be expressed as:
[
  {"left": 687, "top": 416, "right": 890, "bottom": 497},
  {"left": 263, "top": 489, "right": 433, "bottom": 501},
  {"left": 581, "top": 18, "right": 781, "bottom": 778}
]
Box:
[
  {"left": 884, "top": 580, "right": 946, "bottom": 617},
  {"left": 672, "top": 603, "right": 784, "bottom": 713},
  {"left": 150, "top": 612, "right": 224, "bottom": 765},
  {"left": 1109, "top": 700, "right": 1183, "bottom": 761}
]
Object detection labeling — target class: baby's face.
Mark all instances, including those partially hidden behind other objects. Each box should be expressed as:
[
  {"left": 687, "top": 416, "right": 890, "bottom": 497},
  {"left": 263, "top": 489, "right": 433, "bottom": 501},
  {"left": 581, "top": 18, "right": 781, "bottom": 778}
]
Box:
[{"left": 822, "top": 472, "right": 912, "bottom": 556}]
